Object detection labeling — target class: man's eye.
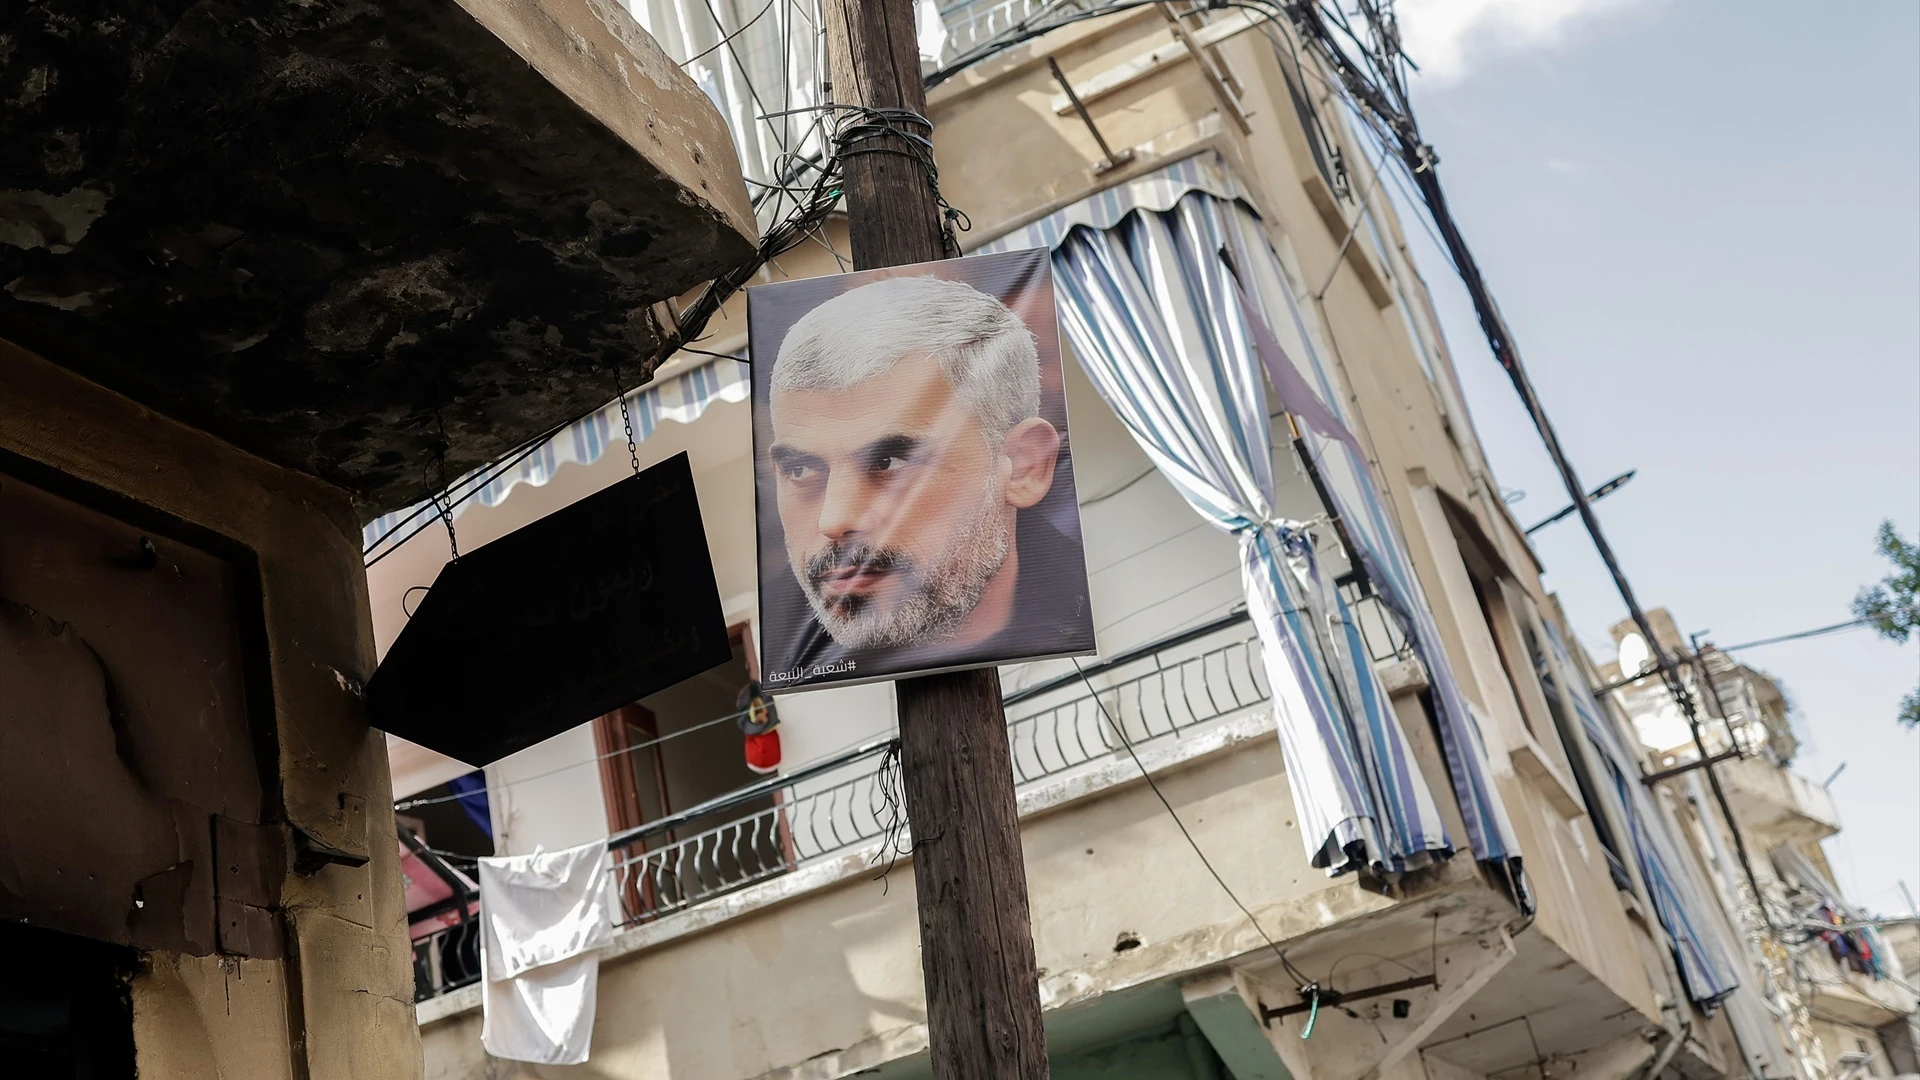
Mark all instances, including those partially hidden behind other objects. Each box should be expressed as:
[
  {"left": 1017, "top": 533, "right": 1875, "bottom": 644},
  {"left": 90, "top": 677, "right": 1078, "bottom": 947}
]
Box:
[
  {"left": 874, "top": 456, "right": 910, "bottom": 473},
  {"left": 781, "top": 462, "right": 818, "bottom": 481}
]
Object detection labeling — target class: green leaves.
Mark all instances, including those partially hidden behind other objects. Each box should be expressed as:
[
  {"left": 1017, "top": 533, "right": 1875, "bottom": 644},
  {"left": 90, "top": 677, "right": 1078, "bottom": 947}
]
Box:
[{"left": 1853, "top": 519, "right": 1920, "bottom": 726}]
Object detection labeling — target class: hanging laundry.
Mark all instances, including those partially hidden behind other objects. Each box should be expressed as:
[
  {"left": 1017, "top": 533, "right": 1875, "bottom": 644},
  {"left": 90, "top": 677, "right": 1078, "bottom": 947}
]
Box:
[{"left": 477, "top": 841, "right": 613, "bottom": 1064}]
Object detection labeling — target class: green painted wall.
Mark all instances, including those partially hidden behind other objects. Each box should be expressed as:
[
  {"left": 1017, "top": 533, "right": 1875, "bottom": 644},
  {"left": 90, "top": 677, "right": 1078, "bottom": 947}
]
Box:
[{"left": 1051, "top": 1019, "right": 1227, "bottom": 1080}]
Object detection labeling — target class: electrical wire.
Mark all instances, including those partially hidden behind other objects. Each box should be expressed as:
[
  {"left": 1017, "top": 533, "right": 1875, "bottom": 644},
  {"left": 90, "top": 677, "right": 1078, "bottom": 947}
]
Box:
[
  {"left": 1086, "top": 517, "right": 1210, "bottom": 575},
  {"left": 1079, "top": 464, "right": 1158, "bottom": 507},
  {"left": 1069, "top": 656, "right": 1310, "bottom": 985},
  {"left": 923, "top": 0, "right": 1177, "bottom": 87},
  {"left": 683, "top": 0, "right": 782, "bottom": 66},
  {"left": 1094, "top": 561, "right": 1243, "bottom": 636},
  {"left": 363, "top": 0, "right": 1281, "bottom": 567},
  {"left": 1717, "top": 617, "right": 1881, "bottom": 653},
  {"left": 673, "top": 345, "right": 749, "bottom": 363},
  {"left": 392, "top": 702, "right": 758, "bottom": 810},
  {"left": 1323, "top": 950, "right": 1423, "bottom": 990},
  {"left": 363, "top": 416, "right": 580, "bottom": 566},
  {"left": 407, "top": 843, "right": 481, "bottom": 868}
]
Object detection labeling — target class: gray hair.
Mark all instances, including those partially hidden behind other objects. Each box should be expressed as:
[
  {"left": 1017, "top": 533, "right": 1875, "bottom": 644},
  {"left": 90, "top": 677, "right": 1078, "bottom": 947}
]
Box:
[{"left": 770, "top": 275, "right": 1040, "bottom": 440}]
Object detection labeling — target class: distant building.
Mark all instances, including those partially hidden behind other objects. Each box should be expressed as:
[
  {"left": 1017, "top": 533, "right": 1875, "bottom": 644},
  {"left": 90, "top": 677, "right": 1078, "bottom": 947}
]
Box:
[{"left": 1602, "top": 612, "right": 1920, "bottom": 1080}]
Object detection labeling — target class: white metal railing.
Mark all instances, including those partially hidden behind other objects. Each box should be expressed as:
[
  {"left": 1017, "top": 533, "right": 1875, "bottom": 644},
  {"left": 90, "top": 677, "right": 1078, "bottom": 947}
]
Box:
[{"left": 411, "top": 593, "right": 1440, "bottom": 1001}]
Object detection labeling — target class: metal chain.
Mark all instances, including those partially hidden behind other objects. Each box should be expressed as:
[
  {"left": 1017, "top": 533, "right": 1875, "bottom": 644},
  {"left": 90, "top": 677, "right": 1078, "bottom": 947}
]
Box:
[
  {"left": 432, "top": 383, "right": 461, "bottom": 561},
  {"left": 433, "top": 490, "right": 459, "bottom": 562},
  {"left": 612, "top": 358, "right": 641, "bottom": 477}
]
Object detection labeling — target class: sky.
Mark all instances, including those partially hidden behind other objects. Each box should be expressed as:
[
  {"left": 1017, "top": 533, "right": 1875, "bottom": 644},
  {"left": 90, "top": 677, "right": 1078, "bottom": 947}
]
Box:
[{"left": 1378, "top": 0, "right": 1920, "bottom": 914}]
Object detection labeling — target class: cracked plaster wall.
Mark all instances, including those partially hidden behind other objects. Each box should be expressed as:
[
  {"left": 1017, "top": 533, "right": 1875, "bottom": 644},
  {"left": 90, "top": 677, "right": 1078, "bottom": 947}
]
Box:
[{"left": 0, "top": 336, "right": 423, "bottom": 1080}]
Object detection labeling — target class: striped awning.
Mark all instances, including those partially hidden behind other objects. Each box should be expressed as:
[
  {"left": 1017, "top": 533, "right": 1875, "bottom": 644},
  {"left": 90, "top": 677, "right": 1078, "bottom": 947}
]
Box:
[
  {"left": 361, "top": 357, "right": 748, "bottom": 554},
  {"left": 1537, "top": 622, "right": 1741, "bottom": 1006},
  {"left": 981, "top": 152, "right": 1526, "bottom": 881}
]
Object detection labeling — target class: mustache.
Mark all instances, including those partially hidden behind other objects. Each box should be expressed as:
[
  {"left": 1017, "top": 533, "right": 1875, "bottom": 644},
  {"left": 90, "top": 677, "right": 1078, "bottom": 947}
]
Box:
[{"left": 805, "top": 542, "right": 909, "bottom": 585}]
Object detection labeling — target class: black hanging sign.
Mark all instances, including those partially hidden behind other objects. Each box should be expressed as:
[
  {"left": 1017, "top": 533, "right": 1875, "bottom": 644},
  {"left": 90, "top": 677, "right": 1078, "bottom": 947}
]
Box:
[{"left": 368, "top": 452, "right": 729, "bottom": 766}]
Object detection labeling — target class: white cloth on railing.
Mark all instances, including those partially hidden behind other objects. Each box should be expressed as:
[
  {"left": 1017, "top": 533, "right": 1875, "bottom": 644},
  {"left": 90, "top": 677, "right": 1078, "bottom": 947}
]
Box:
[{"left": 477, "top": 841, "right": 612, "bottom": 1065}]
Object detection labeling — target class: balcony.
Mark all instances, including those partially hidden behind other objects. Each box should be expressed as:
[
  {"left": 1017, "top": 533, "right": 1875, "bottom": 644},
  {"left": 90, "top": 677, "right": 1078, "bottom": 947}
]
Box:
[
  {"left": 1721, "top": 756, "right": 1841, "bottom": 844},
  {"left": 601, "top": 610, "right": 1274, "bottom": 928},
  {"left": 1797, "top": 940, "right": 1919, "bottom": 1028},
  {"left": 413, "top": 595, "right": 1441, "bottom": 1007}
]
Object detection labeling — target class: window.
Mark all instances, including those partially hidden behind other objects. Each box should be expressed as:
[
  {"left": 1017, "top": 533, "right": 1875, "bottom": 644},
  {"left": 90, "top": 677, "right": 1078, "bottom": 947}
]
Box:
[
  {"left": 1526, "top": 622, "right": 1634, "bottom": 891},
  {"left": 1273, "top": 40, "right": 1350, "bottom": 201},
  {"left": 596, "top": 625, "right": 794, "bottom": 922},
  {"left": 595, "top": 705, "right": 672, "bottom": 838}
]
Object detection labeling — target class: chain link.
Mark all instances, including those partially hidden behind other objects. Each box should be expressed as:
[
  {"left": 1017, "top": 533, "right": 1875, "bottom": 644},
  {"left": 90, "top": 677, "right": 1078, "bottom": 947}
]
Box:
[
  {"left": 433, "top": 490, "right": 459, "bottom": 561},
  {"left": 432, "top": 384, "right": 461, "bottom": 562},
  {"left": 612, "top": 358, "right": 642, "bottom": 477}
]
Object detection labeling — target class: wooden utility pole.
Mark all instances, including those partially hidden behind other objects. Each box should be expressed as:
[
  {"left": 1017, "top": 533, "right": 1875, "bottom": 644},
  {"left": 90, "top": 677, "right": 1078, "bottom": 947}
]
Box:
[{"left": 819, "top": 2, "right": 1051, "bottom": 1076}]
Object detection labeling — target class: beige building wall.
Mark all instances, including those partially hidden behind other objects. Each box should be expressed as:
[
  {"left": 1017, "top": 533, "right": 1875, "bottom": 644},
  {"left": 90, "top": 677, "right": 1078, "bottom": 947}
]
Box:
[
  {"left": 417, "top": 708, "right": 1515, "bottom": 1079},
  {"left": 397, "top": 8, "right": 1715, "bottom": 1078},
  {"left": 1, "top": 339, "right": 423, "bottom": 1079}
]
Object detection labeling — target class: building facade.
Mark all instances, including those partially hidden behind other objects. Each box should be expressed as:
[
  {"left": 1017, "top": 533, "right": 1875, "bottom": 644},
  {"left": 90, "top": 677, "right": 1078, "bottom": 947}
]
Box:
[
  {"left": 1602, "top": 613, "right": 1920, "bottom": 1080},
  {"left": 0, "top": 0, "right": 753, "bottom": 1075},
  {"left": 378, "top": 2, "right": 1913, "bottom": 1078}
]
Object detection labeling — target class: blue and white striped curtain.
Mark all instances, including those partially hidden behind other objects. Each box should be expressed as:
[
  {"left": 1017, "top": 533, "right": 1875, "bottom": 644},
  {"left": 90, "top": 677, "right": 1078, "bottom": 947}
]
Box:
[
  {"left": 1537, "top": 623, "right": 1740, "bottom": 1005},
  {"left": 1222, "top": 203, "right": 1525, "bottom": 881},
  {"left": 979, "top": 152, "right": 1528, "bottom": 881},
  {"left": 361, "top": 357, "right": 749, "bottom": 552},
  {"left": 1046, "top": 192, "right": 1450, "bottom": 876}
]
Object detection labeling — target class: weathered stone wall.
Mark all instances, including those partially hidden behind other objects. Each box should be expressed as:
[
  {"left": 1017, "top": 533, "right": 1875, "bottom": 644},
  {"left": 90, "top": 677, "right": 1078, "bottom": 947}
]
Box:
[
  {"left": 0, "top": 0, "right": 756, "bottom": 513},
  {"left": 0, "top": 338, "right": 422, "bottom": 1080}
]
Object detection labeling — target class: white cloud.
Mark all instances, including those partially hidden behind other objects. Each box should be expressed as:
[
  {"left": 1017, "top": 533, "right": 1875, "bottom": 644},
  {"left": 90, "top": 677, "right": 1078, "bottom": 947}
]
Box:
[{"left": 1393, "top": 0, "right": 1664, "bottom": 84}]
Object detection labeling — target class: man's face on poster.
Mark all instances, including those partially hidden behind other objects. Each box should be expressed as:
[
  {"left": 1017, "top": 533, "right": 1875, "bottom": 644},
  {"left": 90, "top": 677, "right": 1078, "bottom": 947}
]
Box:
[{"left": 767, "top": 280, "right": 1061, "bottom": 651}]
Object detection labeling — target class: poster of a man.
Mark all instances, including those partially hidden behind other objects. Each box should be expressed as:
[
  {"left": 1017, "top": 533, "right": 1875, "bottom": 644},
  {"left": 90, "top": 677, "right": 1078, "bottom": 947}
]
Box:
[{"left": 749, "top": 249, "right": 1096, "bottom": 692}]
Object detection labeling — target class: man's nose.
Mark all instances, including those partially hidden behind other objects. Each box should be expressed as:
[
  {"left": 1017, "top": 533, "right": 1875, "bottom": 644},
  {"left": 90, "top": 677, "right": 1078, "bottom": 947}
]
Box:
[{"left": 816, "top": 469, "right": 867, "bottom": 541}]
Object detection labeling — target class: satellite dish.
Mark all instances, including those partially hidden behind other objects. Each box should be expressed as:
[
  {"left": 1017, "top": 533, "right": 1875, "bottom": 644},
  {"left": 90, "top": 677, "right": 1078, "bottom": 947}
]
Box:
[{"left": 1618, "top": 632, "right": 1652, "bottom": 676}]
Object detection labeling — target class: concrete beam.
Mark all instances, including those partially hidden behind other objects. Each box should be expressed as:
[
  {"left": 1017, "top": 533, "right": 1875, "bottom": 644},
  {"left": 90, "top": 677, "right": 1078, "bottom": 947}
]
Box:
[
  {"left": 1184, "top": 971, "right": 1294, "bottom": 1080},
  {"left": 1, "top": 0, "right": 756, "bottom": 512},
  {"left": 1251, "top": 933, "right": 1517, "bottom": 1080}
]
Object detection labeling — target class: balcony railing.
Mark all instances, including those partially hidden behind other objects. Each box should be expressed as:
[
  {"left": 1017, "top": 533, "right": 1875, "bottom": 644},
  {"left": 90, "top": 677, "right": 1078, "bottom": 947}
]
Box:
[
  {"left": 605, "top": 735, "right": 901, "bottom": 926},
  {"left": 599, "top": 611, "right": 1270, "bottom": 928},
  {"left": 412, "top": 920, "right": 483, "bottom": 1003},
  {"left": 936, "top": 0, "right": 1098, "bottom": 62},
  {"left": 414, "top": 595, "right": 1417, "bottom": 999},
  {"left": 1001, "top": 610, "right": 1266, "bottom": 783}
]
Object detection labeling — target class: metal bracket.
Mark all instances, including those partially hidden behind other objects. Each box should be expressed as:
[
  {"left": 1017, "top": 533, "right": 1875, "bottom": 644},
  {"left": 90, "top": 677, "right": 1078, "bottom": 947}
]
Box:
[
  {"left": 292, "top": 826, "right": 373, "bottom": 877},
  {"left": 1260, "top": 974, "right": 1436, "bottom": 1025},
  {"left": 1641, "top": 748, "right": 1741, "bottom": 786},
  {"left": 1047, "top": 58, "right": 1135, "bottom": 174}
]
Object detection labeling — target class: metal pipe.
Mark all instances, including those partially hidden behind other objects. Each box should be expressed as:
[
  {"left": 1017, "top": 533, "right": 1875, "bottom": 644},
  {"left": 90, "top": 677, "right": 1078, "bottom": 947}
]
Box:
[
  {"left": 1640, "top": 748, "right": 1741, "bottom": 786},
  {"left": 1260, "top": 974, "right": 1436, "bottom": 1022},
  {"left": 1522, "top": 470, "right": 1636, "bottom": 535},
  {"left": 398, "top": 823, "right": 475, "bottom": 924},
  {"left": 1047, "top": 57, "right": 1131, "bottom": 172}
]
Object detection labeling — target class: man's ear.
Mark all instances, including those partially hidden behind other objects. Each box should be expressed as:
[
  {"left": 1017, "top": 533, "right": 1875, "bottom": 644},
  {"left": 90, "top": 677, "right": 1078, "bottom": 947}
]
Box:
[{"left": 1001, "top": 418, "right": 1061, "bottom": 509}]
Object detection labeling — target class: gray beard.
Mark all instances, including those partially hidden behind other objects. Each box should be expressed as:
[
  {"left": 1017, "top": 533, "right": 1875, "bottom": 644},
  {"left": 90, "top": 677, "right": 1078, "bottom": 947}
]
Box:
[{"left": 796, "top": 494, "right": 1013, "bottom": 651}]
